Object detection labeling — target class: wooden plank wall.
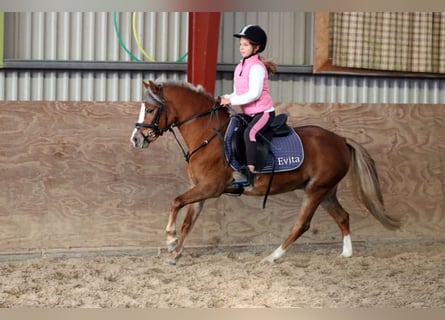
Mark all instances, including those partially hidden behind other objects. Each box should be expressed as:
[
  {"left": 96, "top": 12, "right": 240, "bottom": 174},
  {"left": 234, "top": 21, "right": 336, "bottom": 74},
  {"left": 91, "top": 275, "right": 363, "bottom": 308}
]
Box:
[{"left": 0, "top": 101, "right": 444, "bottom": 254}]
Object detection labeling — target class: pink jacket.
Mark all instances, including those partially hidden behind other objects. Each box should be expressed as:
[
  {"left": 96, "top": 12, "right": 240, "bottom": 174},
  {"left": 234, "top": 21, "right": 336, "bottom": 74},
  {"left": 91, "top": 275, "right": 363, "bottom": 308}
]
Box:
[{"left": 233, "top": 55, "right": 274, "bottom": 115}]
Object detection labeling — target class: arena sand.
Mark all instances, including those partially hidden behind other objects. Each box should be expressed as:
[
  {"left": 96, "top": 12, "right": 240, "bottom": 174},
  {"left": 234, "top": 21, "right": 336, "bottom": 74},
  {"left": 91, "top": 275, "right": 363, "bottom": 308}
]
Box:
[{"left": 0, "top": 242, "right": 444, "bottom": 308}]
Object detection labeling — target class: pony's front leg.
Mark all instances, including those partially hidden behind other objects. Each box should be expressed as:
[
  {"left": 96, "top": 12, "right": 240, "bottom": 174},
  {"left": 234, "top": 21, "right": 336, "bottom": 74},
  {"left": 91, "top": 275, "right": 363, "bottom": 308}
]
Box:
[
  {"left": 164, "top": 186, "right": 198, "bottom": 252},
  {"left": 165, "top": 208, "right": 179, "bottom": 253},
  {"left": 164, "top": 200, "right": 205, "bottom": 265}
]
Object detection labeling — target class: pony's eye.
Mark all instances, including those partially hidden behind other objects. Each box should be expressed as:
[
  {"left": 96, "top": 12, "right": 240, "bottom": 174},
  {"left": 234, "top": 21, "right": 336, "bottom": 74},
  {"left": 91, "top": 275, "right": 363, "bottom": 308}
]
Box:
[{"left": 146, "top": 108, "right": 155, "bottom": 114}]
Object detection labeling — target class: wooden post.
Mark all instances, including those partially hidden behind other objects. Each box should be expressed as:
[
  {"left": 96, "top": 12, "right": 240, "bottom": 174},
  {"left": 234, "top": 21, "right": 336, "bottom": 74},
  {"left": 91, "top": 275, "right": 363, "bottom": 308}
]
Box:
[{"left": 187, "top": 12, "right": 221, "bottom": 95}]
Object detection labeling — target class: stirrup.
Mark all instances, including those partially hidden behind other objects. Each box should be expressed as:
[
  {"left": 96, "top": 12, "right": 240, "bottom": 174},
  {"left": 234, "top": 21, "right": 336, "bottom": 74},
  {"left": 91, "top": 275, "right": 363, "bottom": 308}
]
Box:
[
  {"left": 232, "top": 168, "right": 255, "bottom": 187},
  {"left": 232, "top": 171, "right": 250, "bottom": 187}
]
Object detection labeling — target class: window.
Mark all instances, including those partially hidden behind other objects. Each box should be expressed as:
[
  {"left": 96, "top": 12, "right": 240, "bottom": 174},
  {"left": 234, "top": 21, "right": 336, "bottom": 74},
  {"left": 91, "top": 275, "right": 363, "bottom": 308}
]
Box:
[{"left": 314, "top": 12, "right": 445, "bottom": 76}]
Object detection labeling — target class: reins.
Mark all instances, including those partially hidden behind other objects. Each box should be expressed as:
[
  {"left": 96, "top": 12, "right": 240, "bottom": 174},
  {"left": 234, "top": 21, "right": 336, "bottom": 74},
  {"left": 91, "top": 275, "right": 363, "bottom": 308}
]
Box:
[{"left": 170, "top": 102, "right": 229, "bottom": 162}]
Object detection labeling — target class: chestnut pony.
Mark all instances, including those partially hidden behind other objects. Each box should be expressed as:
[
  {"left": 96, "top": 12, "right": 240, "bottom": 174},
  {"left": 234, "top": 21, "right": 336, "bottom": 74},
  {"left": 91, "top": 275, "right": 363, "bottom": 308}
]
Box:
[{"left": 130, "top": 80, "right": 400, "bottom": 265}]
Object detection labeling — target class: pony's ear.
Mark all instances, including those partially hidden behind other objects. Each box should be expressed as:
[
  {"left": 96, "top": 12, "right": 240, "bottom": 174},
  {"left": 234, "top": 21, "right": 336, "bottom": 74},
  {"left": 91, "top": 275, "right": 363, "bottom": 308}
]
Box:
[{"left": 144, "top": 80, "right": 160, "bottom": 95}]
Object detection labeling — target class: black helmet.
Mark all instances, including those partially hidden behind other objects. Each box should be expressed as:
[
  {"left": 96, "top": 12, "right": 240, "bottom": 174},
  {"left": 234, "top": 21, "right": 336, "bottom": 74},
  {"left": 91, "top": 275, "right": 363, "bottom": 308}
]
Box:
[{"left": 234, "top": 24, "right": 267, "bottom": 53}]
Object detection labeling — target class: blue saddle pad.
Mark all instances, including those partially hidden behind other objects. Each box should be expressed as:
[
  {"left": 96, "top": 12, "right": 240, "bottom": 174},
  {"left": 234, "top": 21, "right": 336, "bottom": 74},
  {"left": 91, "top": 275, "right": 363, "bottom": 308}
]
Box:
[{"left": 224, "top": 117, "right": 304, "bottom": 173}]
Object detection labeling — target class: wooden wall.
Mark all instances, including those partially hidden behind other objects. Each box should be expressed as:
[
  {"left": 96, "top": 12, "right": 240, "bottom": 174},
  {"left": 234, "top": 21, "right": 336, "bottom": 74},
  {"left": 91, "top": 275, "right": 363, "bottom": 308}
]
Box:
[{"left": 0, "top": 101, "right": 444, "bottom": 255}]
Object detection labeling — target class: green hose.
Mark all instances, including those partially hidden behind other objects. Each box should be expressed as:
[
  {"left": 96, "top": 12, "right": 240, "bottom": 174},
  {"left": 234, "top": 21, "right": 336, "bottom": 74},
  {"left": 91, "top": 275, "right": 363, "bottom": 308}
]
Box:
[
  {"left": 113, "top": 12, "right": 188, "bottom": 63},
  {"left": 113, "top": 12, "right": 141, "bottom": 62}
]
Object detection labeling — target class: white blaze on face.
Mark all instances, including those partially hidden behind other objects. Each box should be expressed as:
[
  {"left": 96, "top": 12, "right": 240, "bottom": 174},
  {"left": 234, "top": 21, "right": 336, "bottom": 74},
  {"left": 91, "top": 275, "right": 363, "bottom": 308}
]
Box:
[{"left": 130, "top": 103, "right": 147, "bottom": 147}]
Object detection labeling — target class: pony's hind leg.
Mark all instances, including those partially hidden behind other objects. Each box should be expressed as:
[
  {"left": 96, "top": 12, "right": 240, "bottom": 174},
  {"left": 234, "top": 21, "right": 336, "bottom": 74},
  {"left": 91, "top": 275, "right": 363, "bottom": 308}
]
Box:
[
  {"left": 320, "top": 188, "right": 353, "bottom": 257},
  {"left": 263, "top": 186, "right": 331, "bottom": 263}
]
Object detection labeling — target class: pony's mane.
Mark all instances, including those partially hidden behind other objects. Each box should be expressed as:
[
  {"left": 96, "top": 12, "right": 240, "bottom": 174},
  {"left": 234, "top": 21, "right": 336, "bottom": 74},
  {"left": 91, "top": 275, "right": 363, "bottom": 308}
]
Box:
[
  {"left": 154, "top": 79, "right": 213, "bottom": 100},
  {"left": 143, "top": 79, "right": 215, "bottom": 107}
]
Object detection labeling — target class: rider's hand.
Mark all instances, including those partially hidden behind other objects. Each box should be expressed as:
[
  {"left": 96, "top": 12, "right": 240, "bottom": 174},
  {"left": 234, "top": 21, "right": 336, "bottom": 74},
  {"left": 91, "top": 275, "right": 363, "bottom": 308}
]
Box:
[{"left": 220, "top": 97, "right": 231, "bottom": 106}]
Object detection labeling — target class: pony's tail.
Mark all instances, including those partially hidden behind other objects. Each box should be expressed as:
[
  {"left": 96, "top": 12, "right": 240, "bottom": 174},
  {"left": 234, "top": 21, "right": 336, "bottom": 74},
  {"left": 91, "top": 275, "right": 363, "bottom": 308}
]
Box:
[{"left": 346, "top": 138, "right": 401, "bottom": 230}]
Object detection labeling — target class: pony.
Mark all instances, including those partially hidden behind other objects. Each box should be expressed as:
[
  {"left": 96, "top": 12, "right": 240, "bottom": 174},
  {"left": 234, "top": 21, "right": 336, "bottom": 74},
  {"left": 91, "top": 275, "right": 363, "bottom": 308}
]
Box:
[{"left": 130, "top": 80, "right": 401, "bottom": 265}]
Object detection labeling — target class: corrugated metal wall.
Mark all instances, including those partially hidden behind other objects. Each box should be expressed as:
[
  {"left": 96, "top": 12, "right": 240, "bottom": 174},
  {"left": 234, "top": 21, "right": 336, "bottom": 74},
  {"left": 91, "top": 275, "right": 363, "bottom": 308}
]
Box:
[
  {"left": 1, "top": 12, "right": 445, "bottom": 103},
  {"left": 0, "top": 70, "right": 187, "bottom": 101},
  {"left": 263, "top": 75, "right": 445, "bottom": 104},
  {"left": 2, "top": 70, "right": 445, "bottom": 103},
  {"left": 4, "top": 12, "right": 188, "bottom": 62},
  {"left": 1, "top": 12, "right": 190, "bottom": 100},
  {"left": 4, "top": 12, "right": 309, "bottom": 64},
  {"left": 218, "top": 12, "right": 312, "bottom": 64}
]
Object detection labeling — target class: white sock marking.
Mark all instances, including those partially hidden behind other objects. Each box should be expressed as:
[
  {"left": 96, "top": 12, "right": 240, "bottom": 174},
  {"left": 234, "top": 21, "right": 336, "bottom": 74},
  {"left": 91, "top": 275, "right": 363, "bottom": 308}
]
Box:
[
  {"left": 341, "top": 234, "right": 353, "bottom": 257},
  {"left": 264, "top": 245, "right": 287, "bottom": 263}
]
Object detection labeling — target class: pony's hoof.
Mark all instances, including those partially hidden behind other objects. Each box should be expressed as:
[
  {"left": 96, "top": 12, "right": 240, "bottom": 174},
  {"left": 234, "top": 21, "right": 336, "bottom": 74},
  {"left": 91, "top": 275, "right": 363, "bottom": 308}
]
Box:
[
  {"left": 163, "top": 259, "right": 177, "bottom": 266},
  {"left": 262, "top": 246, "right": 285, "bottom": 263},
  {"left": 340, "top": 251, "right": 353, "bottom": 258},
  {"left": 166, "top": 238, "right": 178, "bottom": 252},
  {"left": 261, "top": 255, "right": 276, "bottom": 264}
]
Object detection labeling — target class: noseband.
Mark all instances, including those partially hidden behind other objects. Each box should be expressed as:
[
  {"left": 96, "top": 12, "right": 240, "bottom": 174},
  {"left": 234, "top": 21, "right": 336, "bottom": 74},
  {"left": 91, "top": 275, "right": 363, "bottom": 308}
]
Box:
[{"left": 133, "top": 85, "right": 227, "bottom": 162}]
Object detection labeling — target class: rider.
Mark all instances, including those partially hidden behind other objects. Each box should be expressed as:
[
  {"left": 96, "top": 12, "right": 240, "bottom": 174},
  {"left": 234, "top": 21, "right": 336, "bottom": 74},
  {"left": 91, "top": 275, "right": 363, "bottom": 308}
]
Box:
[{"left": 220, "top": 24, "right": 278, "bottom": 187}]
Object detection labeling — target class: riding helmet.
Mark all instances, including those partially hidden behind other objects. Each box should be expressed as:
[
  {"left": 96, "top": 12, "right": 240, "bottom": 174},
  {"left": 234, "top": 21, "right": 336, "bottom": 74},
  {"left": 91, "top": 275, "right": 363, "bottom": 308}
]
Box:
[{"left": 234, "top": 24, "right": 267, "bottom": 53}]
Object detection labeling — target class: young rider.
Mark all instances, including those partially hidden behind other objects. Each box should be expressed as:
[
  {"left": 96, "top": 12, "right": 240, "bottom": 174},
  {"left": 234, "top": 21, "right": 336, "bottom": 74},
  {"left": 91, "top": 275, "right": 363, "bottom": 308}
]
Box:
[{"left": 220, "top": 24, "right": 278, "bottom": 187}]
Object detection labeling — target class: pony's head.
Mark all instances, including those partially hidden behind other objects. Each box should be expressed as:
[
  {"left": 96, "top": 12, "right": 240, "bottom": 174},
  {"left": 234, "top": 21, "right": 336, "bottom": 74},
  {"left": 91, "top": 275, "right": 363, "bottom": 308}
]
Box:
[
  {"left": 130, "top": 80, "right": 169, "bottom": 149},
  {"left": 130, "top": 79, "right": 220, "bottom": 149}
]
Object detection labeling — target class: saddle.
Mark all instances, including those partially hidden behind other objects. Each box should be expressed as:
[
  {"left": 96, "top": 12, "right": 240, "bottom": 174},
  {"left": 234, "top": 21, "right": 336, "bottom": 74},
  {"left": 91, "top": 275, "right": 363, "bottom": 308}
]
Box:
[{"left": 224, "top": 113, "right": 304, "bottom": 173}]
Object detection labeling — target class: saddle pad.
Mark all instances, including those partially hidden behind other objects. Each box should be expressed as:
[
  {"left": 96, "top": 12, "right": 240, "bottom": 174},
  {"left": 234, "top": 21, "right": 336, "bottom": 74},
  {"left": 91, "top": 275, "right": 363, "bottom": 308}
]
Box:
[{"left": 224, "top": 117, "right": 304, "bottom": 173}]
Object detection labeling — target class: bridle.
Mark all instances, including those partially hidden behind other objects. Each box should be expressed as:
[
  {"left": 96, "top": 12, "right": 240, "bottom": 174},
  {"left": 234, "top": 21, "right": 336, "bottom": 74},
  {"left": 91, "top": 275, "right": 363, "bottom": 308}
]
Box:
[
  {"left": 134, "top": 85, "right": 169, "bottom": 142},
  {"left": 134, "top": 85, "right": 228, "bottom": 162}
]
